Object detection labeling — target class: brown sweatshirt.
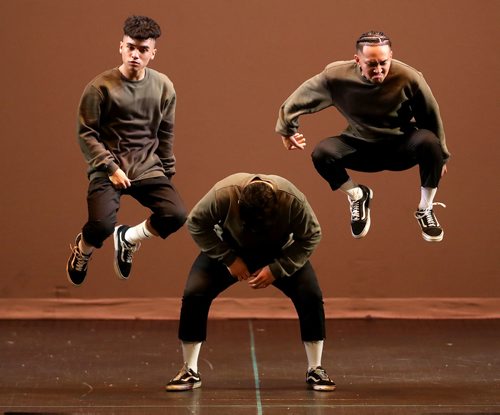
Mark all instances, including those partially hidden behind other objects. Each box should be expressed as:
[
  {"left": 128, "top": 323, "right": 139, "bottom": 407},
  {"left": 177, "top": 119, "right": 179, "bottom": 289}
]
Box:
[
  {"left": 187, "top": 173, "right": 322, "bottom": 278},
  {"left": 276, "top": 59, "right": 450, "bottom": 159},
  {"left": 77, "top": 67, "right": 177, "bottom": 181}
]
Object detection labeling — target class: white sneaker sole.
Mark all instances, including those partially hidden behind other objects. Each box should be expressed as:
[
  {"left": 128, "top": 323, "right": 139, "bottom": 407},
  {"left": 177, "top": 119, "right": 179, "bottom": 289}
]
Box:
[
  {"left": 165, "top": 381, "right": 202, "bottom": 391},
  {"left": 421, "top": 230, "right": 444, "bottom": 242}
]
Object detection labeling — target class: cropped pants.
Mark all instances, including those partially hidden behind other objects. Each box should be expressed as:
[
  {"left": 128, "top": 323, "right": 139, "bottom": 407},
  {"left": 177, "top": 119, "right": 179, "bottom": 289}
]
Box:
[
  {"left": 311, "top": 129, "right": 445, "bottom": 190},
  {"left": 82, "top": 176, "right": 187, "bottom": 248},
  {"left": 178, "top": 252, "right": 326, "bottom": 342}
]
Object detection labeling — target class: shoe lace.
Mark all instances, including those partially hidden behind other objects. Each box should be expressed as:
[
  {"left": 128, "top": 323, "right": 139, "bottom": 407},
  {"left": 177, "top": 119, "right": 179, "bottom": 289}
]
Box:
[
  {"left": 173, "top": 365, "right": 188, "bottom": 381},
  {"left": 121, "top": 240, "right": 141, "bottom": 263},
  {"left": 311, "top": 367, "right": 330, "bottom": 381},
  {"left": 70, "top": 246, "right": 90, "bottom": 271},
  {"left": 350, "top": 198, "right": 361, "bottom": 221},
  {"left": 415, "top": 202, "right": 446, "bottom": 226},
  {"left": 172, "top": 363, "right": 197, "bottom": 381}
]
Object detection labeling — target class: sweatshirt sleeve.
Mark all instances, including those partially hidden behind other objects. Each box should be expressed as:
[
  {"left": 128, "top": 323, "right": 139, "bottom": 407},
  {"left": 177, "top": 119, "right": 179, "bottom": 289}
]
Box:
[
  {"left": 268, "top": 197, "right": 322, "bottom": 278},
  {"left": 156, "top": 85, "right": 177, "bottom": 176},
  {"left": 275, "top": 71, "right": 334, "bottom": 137},
  {"left": 77, "top": 85, "right": 119, "bottom": 175},
  {"left": 187, "top": 188, "right": 238, "bottom": 267},
  {"left": 412, "top": 75, "right": 451, "bottom": 159}
]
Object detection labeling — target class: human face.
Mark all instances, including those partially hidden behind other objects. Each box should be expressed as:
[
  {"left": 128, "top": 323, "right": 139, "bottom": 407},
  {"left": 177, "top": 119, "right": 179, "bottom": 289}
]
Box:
[
  {"left": 119, "top": 36, "right": 156, "bottom": 80},
  {"left": 355, "top": 44, "right": 392, "bottom": 84}
]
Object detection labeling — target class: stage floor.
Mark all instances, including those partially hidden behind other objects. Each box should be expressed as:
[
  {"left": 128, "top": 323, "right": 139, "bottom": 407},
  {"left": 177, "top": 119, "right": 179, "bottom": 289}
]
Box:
[{"left": 1, "top": 319, "right": 499, "bottom": 414}]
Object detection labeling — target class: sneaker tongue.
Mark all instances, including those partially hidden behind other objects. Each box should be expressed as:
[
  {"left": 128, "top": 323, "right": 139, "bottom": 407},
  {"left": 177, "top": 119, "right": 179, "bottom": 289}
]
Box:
[{"left": 347, "top": 187, "right": 363, "bottom": 201}]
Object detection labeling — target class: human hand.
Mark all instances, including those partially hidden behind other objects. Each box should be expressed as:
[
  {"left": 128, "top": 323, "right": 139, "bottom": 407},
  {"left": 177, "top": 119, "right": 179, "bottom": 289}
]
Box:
[
  {"left": 441, "top": 164, "right": 448, "bottom": 177},
  {"left": 281, "top": 133, "right": 306, "bottom": 150},
  {"left": 227, "top": 257, "right": 251, "bottom": 281},
  {"left": 109, "top": 168, "right": 131, "bottom": 189},
  {"left": 248, "top": 266, "right": 276, "bottom": 289}
]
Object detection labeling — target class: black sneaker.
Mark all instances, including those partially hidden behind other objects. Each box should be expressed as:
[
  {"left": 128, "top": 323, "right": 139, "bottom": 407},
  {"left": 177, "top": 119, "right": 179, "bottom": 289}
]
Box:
[
  {"left": 415, "top": 203, "right": 446, "bottom": 242},
  {"left": 349, "top": 184, "right": 373, "bottom": 238},
  {"left": 113, "top": 225, "right": 140, "bottom": 279},
  {"left": 66, "top": 233, "right": 91, "bottom": 286},
  {"left": 165, "top": 364, "right": 202, "bottom": 391},
  {"left": 306, "top": 366, "right": 336, "bottom": 391}
]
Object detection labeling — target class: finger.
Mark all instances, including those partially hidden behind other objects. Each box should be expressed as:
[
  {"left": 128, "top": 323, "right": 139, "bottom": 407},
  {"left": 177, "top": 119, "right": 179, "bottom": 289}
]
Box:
[
  {"left": 292, "top": 133, "right": 306, "bottom": 142},
  {"left": 249, "top": 282, "right": 265, "bottom": 289},
  {"left": 248, "top": 278, "right": 259, "bottom": 287},
  {"left": 441, "top": 165, "right": 448, "bottom": 177},
  {"left": 290, "top": 137, "right": 306, "bottom": 150}
]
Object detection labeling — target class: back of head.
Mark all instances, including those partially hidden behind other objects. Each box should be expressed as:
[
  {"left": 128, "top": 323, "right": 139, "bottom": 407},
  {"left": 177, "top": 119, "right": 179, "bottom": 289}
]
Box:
[
  {"left": 356, "top": 31, "right": 392, "bottom": 52},
  {"left": 239, "top": 180, "right": 278, "bottom": 233},
  {"left": 123, "top": 15, "right": 161, "bottom": 40}
]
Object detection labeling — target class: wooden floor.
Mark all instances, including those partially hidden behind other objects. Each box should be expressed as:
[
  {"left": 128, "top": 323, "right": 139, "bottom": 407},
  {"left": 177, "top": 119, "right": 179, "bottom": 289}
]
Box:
[{"left": 0, "top": 319, "right": 499, "bottom": 414}]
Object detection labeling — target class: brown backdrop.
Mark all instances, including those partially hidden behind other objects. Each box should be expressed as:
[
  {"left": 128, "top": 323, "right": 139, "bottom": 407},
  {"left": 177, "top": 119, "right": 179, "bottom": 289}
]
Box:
[{"left": 1, "top": 0, "right": 498, "bottom": 316}]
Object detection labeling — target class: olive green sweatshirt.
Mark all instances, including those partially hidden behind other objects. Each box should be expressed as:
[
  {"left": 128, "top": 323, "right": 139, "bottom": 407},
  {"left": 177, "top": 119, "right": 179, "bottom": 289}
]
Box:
[
  {"left": 78, "top": 67, "right": 177, "bottom": 181},
  {"left": 276, "top": 59, "right": 450, "bottom": 159},
  {"left": 187, "top": 173, "right": 322, "bottom": 278}
]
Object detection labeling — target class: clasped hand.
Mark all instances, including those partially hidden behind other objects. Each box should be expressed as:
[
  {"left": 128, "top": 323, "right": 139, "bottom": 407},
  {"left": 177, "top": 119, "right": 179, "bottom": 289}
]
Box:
[{"left": 227, "top": 257, "right": 276, "bottom": 289}]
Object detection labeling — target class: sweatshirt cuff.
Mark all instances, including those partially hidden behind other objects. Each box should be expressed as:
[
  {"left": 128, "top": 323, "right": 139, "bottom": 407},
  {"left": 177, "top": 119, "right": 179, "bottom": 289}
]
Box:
[
  {"left": 268, "top": 262, "right": 285, "bottom": 279},
  {"left": 222, "top": 252, "right": 238, "bottom": 267},
  {"left": 106, "top": 162, "right": 119, "bottom": 175},
  {"left": 276, "top": 129, "right": 296, "bottom": 138}
]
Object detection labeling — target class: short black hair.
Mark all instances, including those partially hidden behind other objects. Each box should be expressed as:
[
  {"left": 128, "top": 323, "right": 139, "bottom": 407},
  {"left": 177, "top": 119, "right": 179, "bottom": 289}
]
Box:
[
  {"left": 123, "top": 15, "right": 161, "bottom": 40},
  {"left": 238, "top": 180, "right": 278, "bottom": 233},
  {"left": 356, "top": 31, "right": 391, "bottom": 52}
]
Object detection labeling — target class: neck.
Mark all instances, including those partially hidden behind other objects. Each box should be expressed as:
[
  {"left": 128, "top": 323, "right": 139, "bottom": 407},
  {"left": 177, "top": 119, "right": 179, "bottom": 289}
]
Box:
[{"left": 119, "top": 64, "right": 145, "bottom": 81}]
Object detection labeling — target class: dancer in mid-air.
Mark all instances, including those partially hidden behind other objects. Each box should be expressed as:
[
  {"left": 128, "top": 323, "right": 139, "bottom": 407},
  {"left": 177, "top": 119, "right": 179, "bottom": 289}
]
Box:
[
  {"left": 276, "top": 31, "right": 450, "bottom": 242},
  {"left": 67, "top": 15, "right": 186, "bottom": 286}
]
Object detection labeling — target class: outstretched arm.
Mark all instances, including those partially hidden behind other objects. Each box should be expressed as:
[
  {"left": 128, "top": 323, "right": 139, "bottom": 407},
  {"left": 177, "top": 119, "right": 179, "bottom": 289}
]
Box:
[{"left": 275, "top": 71, "right": 333, "bottom": 143}]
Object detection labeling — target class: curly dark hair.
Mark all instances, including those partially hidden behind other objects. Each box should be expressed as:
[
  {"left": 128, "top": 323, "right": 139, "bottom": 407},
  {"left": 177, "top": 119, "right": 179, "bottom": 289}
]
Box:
[
  {"left": 356, "top": 31, "right": 391, "bottom": 51},
  {"left": 123, "top": 15, "right": 161, "bottom": 40},
  {"left": 238, "top": 180, "right": 278, "bottom": 233}
]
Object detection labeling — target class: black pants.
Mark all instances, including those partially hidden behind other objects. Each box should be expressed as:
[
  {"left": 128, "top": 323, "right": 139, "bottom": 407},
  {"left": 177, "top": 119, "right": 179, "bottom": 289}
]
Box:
[
  {"left": 82, "top": 176, "right": 187, "bottom": 248},
  {"left": 311, "top": 129, "right": 445, "bottom": 190},
  {"left": 178, "top": 252, "right": 326, "bottom": 342}
]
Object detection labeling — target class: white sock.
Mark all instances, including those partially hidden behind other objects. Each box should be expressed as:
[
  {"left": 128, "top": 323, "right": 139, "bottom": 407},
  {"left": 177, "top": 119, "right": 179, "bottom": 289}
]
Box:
[
  {"left": 419, "top": 187, "right": 437, "bottom": 210},
  {"left": 340, "top": 179, "right": 363, "bottom": 201},
  {"left": 181, "top": 341, "right": 202, "bottom": 373},
  {"left": 304, "top": 340, "right": 324, "bottom": 370},
  {"left": 78, "top": 237, "right": 94, "bottom": 255},
  {"left": 124, "top": 220, "right": 154, "bottom": 245}
]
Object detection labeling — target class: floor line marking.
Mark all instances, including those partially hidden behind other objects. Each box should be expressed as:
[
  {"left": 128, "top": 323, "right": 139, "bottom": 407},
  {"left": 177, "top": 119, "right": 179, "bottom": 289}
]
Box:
[{"left": 248, "top": 319, "right": 263, "bottom": 415}]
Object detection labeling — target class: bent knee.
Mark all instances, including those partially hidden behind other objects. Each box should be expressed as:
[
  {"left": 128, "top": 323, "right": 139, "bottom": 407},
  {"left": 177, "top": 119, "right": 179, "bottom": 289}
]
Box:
[
  {"left": 151, "top": 208, "right": 188, "bottom": 238},
  {"left": 311, "top": 143, "right": 329, "bottom": 165},
  {"left": 412, "top": 129, "right": 440, "bottom": 147},
  {"left": 82, "top": 220, "right": 115, "bottom": 247}
]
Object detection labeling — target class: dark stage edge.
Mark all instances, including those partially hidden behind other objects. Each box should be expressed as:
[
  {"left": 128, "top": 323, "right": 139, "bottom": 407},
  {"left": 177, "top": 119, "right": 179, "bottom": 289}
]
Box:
[{"left": 1, "top": 319, "right": 499, "bottom": 414}]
